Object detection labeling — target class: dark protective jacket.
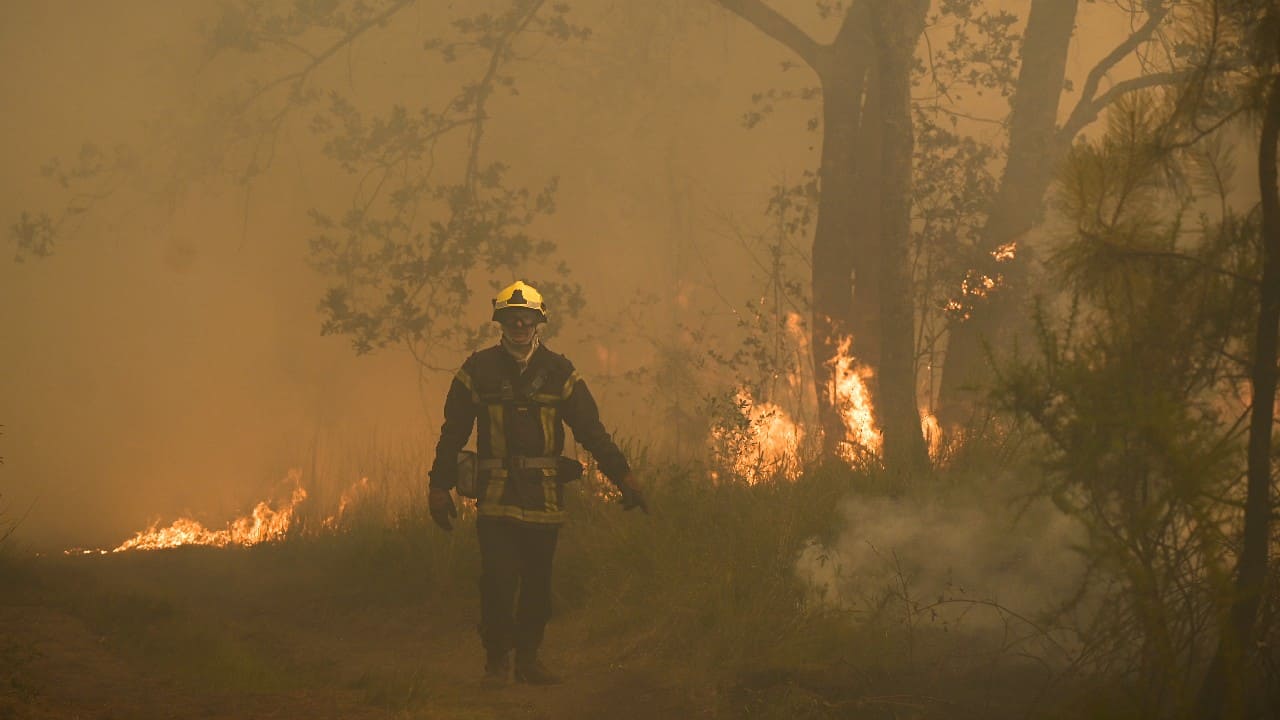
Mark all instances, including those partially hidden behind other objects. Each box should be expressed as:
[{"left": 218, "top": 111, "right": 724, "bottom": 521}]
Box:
[{"left": 428, "top": 343, "right": 630, "bottom": 525}]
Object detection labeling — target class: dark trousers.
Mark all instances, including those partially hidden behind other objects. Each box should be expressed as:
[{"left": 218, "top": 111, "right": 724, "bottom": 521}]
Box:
[{"left": 476, "top": 518, "right": 559, "bottom": 660}]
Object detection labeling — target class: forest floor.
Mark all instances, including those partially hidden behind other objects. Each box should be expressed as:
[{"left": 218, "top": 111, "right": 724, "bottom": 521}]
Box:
[
  {"left": 0, "top": 471, "right": 1089, "bottom": 720},
  {"left": 0, "top": 547, "right": 708, "bottom": 720}
]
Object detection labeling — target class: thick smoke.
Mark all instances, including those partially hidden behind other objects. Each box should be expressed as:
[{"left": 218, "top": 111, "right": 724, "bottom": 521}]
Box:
[{"left": 796, "top": 491, "right": 1088, "bottom": 631}]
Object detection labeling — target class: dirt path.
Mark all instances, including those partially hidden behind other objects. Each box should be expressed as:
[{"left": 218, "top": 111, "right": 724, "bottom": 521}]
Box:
[{"left": 0, "top": 588, "right": 708, "bottom": 720}]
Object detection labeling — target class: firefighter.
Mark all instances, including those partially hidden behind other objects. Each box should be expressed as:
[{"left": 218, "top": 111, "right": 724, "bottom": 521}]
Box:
[{"left": 427, "top": 280, "right": 647, "bottom": 686}]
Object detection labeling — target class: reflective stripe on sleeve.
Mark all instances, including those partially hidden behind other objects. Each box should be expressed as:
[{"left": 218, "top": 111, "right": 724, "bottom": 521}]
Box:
[
  {"left": 560, "top": 371, "right": 581, "bottom": 400},
  {"left": 457, "top": 368, "right": 480, "bottom": 403}
]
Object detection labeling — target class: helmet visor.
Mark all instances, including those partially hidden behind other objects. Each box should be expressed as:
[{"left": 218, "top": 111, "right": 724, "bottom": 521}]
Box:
[{"left": 495, "top": 307, "right": 544, "bottom": 327}]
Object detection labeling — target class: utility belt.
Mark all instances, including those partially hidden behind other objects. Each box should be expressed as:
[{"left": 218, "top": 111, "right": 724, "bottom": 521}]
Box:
[
  {"left": 477, "top": 456, "right": 557, "bottom": 471},
  {"left": 456, "top": 451, "right": 584, "bottom": 499}
]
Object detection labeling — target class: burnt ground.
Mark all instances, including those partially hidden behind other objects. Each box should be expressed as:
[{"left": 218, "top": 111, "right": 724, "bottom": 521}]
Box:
[{"left": 0, "top": 548, "right": 709, "bottom": 720}]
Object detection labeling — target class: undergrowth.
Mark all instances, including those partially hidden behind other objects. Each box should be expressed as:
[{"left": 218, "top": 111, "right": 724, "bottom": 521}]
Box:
[{"left": 0, "top": 433, "right": 1141, "bottom": 719}]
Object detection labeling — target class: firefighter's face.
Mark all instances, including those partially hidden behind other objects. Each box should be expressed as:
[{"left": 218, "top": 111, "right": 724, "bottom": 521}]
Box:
[{"left": 499, "top": 309, "right": 540, "bottom": 344}]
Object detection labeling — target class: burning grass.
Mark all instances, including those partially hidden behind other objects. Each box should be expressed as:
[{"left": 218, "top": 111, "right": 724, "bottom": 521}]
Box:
[{"left": 2, "top": 432, "right": 1118, "bottom": 719}]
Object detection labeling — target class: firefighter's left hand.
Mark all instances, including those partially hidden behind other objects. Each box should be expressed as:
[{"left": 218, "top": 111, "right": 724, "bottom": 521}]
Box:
[{"left": 617, "top": 473, "right": 648, "bottom": 514}]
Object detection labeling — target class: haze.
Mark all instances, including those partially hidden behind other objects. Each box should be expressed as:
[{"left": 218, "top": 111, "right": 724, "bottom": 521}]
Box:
[{"left": 0, "top": 0, "right": 1223, "bottom": 549}]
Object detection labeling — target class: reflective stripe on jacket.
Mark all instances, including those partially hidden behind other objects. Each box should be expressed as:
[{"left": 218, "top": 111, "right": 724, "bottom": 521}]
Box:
[{"left": 428, "top": 344, "right": 629, "bottom": 525}]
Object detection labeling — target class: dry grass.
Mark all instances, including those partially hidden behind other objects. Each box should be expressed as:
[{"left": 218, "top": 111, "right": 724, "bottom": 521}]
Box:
[{"left": 0, "top": 440, "right": 1129, "bottom": 719}]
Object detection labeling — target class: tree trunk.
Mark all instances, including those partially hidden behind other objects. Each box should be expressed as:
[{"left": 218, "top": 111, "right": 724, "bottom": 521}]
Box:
[
  {"left": 850, "top": 66, "right": 883, "bottom": 373},
  {"left": 936, "top": 0, "right": 1079, "bottom": 428},
  {"left": 717, "top": 1, "right": 914, "bottom": 466},
  {"left": 869, "top": 0, "right": 930, "bottom": 477},
  {"left": 812, "top": 44, "right": 874, "bottom": 461},
  {"left": 1195, "top": 68, "right": 1280, "bottom": 720},
  {"left": 716, "top": 1, "right": 884, "bottom": 463}
]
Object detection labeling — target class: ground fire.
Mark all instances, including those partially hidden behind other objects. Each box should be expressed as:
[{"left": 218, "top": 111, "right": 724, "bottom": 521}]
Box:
[{"left": 66, "top": 470, "right": 369, "bottom": 554}]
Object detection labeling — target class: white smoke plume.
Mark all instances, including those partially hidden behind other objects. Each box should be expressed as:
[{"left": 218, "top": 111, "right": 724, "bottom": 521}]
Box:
[{"left": 796, "top": 492, "right": 1088, "bottom": 632}]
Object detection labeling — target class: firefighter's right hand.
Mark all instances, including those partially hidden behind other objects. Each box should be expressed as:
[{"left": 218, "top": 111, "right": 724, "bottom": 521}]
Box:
[
  {"left": 617, "top": 473, "right": 649, "bottom": 515},
  {"left": 429, "top": 488, "right": 457, "bottom": 531}
]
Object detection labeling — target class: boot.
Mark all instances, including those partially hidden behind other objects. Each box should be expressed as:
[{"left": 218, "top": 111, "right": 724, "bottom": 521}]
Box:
[
  {"left": 514, "top": 650, "right": 564, "bottom": 685},
  {"left": 482, "top": 651, "right": 510, "bottom": 689}
]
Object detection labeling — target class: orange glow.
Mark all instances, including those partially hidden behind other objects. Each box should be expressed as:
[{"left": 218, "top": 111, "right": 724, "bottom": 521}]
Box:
[
  {"left": 948, "top": 253, "right": 1014, "bottom": 321},
  {"left": 324, "top": 476, "right": 370, "bottom": 529},
  {"left": 828, "top": 337, "right": 882, "bottom": 463},
  {"left": 920, "top": 411, "right": 943, "bottom": 461},
  {"left": 111, "top": 471, "right": 308, "bottom": 552},
  {"left": 961, "top": 272, "right": 1001, "bottom": 298},
  {"left": 66, "top": 471, "right": 382, "bottom": 555},
  {"left": 709, "top": 388, "right": 804, "bottom": 484},
  {"left": 784, "top": 312, "right": 809, "bottom": 391}
]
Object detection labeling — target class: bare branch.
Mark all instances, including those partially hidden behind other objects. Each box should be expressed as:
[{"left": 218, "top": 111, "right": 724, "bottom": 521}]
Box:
[
  {"left": 236, "top": 0, "right": 415, "bottom": 115},
  {"left": 1082, "top": 4, "right": 1169, "bottom": 106},
  {"left": 1059, "top": 70, "right": 1188, "bottom": 139},
  {"left": 715, "top": 0, "right": 822, "bottom": 72},
  {"left": 1058, "top": 3, "right": 1171, "bottom": 139},
  {"left": 464, "top": 0, "right": 547, "bottom": 195}
]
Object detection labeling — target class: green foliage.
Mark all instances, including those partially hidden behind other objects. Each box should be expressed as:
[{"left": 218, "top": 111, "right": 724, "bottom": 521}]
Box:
[
  {"left": 555, "top": 464, "right": 847, "bottom": 665},
  {"left": 308, "top": 162, "right": 566, "bottom": 357},
  {"left": 295, "top": 1, "right": 592, "bottom": 363},
  {"left": 11, "top": 1, "right": 594, "bottom": 369},
  {"left": 911, "top": 108, "right": 1002, "bottom": 353},
  {"left": 9, "top": 143, "right": 135, "bottom": 261},
  {"left": 927, "top": 0, "right": 1021, "bottom": 100},
  {"left": 6, "top": 430, "right": 1194, "bottom": 718},
  {"left": 993, "top": 93, "right": 1263, "bottom": 717}
]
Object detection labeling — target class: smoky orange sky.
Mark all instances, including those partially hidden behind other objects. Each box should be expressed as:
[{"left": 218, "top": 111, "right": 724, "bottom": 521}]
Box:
[{"left": 1, "top": 1, "right": 1157, "bottom": 550}]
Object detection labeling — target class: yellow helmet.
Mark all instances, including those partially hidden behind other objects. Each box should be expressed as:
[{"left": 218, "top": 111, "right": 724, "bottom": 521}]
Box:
[{"left": 491, "top": 280, "right": 548, "bottom": 322}]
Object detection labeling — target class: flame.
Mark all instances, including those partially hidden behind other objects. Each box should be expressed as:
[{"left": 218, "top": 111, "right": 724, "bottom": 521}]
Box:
[
  {"left": 710, "top": 388, "right": 804, "bottom": 484},
  {"left": 961, "top": 272, "right": 1001, "bottom": 298},
  {"left": 947, "top": 247, "right": 1015, "bottom": 321},
  {"left": 324, "top": 476, "right": 370, "bottom": 530},
  {"left": 702, "top": 331, "right": 936, "bottom": 475},
  {"left": 991, "top": 241, "right": 1017, "bottom": 262},
  {"left": 828, "top": 337, "right": 882, "bottom": 463},
  {"left": 784, "top": 312, "right": 809, "bottom": 391},
  {"left": 944, "top": 298, "right": 970, "bottom": 321},
  {"left": 111, "top": 471, "right": 308, "bottom": 552},
  {"left": 920, "top": 411, "right": 943, "bottom": 461},
  {"left": 66, "top": 471, "right": 379, "bottom": 555}
]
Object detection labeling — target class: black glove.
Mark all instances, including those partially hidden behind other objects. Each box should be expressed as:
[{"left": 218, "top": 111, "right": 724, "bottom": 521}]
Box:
[
  {"left": 617, "top": 473, "right": 648, "bottom": 514},
  {"left": 429, "top": 488, "right": 458, "bottom": 530}
]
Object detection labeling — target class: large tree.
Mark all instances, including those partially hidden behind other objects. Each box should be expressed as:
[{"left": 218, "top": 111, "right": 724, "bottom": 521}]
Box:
[
  {"left": 868, "top": 0, "right": 931, "bottom": 475},
  {"left": 986, "top": 0, "right": 1277, "bottom": 708},
  {"left": 715, "top": 0, "right": 887, "bottom": 464},
  {"left": 936, "top": 0, "right": 1183, "bottom": 428},
  {"left": 11, "top": 0, "right": 1196, "bottom": 475},
  {"left": 715, "top": 0, "right": 1182, "bottom": 470},
  {"left": 1193, "top": 1, "right": 1279, "bottom": 714},
  {"left": 716, "top": 0, "right": 940, "bottom": 472}
]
